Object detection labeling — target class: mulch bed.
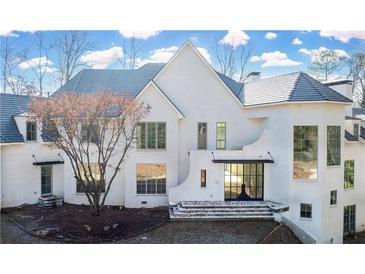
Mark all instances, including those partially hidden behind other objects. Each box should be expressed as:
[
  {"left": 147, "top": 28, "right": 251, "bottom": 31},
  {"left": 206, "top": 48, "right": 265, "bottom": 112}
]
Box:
[
  {"left": 261, "top": 223, "right": 302, "bottom": 244},
  {"left": 4, "top": 203, "right": 169, "bottom": 243}
]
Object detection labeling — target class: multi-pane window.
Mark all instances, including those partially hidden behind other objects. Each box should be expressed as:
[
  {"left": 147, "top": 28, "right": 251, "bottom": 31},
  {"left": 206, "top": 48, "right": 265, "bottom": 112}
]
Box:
[
  {"left": 26, "top": 121, "right": 37, "bottom": 141},
  {"left": 136, "top": 164, "right": 166, "bottom": 194},
  {"left": 344, "top": 160, "right": 354, "bottom": 189},
  {"left": 344, "top": 205, "right": 356, "bottom": 235},
  {"left": 327, "top": 126, "right": 341, "bottom": 166},
  {"left": 354, "top": 124, "right": 359, "bottom": 139},
  {"left": 41, "top": 166, "right": 52, "bottom": 195},
  {"left": 293, "top": 126, "right": 318, "bottom": 180},
  {"left": 136, "top": 122, "right": 166, "bottom": 149},
  {"left": 300, "top": 203, "right": 312, "bottom": 219},
  {"left": 216, "top": 122, "right": 226, "bottom": 150},
  {"left": 200, "top": 169, "right": 206, "bottom": 187},
  {"left": 330, "top": 190, "right": 337, "bottom": 206},
  {"left": 81, "top": 125, "right": 100, "bottom": 144},
  {"left": 76, "top": 163, "right": 105, "bottom": 193},
  {"left": 197, "top": 123, "right": 207, "bottom": 150}
]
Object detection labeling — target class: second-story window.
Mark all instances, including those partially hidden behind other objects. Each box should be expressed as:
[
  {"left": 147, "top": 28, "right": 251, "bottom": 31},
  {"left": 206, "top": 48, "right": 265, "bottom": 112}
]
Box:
[
  {"left": 354, "top": 123, "right": 359, "bottom": 139},
  {"left": 26, "top": 121, "right": 37, "bottom": 141},
  {"left": 136, "top": 122, "right": 166, "bottom": 149},
  {"left": 216, "top": 122, "right": 226, "bottom": 150},
  {"left": 327, "top": 126, "right": 341, "bottom": 166},
  {"left": 197, "top": 122, "right": 207, "bottom": 149},
  {"left": 344, "top": 160, "right": 354, "bottom": 189}
]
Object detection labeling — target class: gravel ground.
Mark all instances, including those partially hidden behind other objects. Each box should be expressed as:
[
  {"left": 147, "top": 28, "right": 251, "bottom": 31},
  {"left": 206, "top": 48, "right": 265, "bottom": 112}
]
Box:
[{"left": 1, "top": 212, "right": 300, "bottom": 244}]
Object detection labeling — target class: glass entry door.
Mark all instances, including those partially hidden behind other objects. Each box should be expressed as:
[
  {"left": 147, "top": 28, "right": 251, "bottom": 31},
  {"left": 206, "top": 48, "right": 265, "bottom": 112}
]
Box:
[
  {"left": 224, "top": 163, "right": 263, "bottom": 201},
  {"left": 41, "top": 166, "right": 52, "bottom": 196}
]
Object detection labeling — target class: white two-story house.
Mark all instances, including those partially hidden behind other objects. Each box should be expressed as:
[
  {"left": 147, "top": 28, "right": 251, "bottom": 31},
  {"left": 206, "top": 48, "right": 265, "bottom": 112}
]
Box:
[{"left": 1, "top": 41, "right": 365, "bottom": 244}]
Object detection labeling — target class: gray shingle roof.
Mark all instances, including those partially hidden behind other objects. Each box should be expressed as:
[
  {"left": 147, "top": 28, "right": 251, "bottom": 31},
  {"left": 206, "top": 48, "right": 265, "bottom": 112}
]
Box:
[
  {"left": 353, "top": 108, "right": 365, "bottom": 116},
  {"left": 0, "top": 93, "right": 30, "bottom": 143},
  {"left": 216, "top": 72, "right": 244, "bottom": 98},
  {"left": 54, "top": 63, "right": 165, "bottom": 97},
  {"left": 345, "top": 130, "right": 358, "bottom": 142},
  {"left": 242, "top": 72, "right": 352, "bottom": 106}
]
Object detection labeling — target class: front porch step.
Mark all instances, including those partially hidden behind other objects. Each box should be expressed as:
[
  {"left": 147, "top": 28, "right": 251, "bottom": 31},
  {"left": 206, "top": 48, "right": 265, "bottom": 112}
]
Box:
[{"left": 169, "top": 201, "right": 276, "bottom": 221}]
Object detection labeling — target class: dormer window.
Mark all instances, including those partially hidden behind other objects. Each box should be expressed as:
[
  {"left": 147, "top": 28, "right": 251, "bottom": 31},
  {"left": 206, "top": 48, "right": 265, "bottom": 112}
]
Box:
[
  {"left": 354, "top": 124, "right": 359, "bottom": 139},
  {"left": 26, "top": 121, "right": 37, "bottom": 141}
]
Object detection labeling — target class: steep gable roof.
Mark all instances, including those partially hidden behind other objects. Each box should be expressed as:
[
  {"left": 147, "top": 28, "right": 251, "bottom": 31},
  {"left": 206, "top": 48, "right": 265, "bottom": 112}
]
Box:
[
  {"left": 0, "top": 93, "right": 31, "bottom": 143},
  {"left": 242, "top": 72, "right": 352, "bottom": 106},
  {"left": 54, "top": 63, "right": 165, "bottom": 97}
]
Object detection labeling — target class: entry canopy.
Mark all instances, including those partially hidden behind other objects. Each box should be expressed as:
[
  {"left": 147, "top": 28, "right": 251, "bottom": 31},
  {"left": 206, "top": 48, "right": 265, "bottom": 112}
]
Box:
[
  {"left": 33, "top": 160, "right": 64, "bottom": 166},
  {"left": 212, "top": 158, "right": 273, "bottom": 163}
]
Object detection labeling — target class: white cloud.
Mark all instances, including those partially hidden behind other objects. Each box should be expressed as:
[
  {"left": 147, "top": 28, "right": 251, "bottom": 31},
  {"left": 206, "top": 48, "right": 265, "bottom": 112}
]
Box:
[
  {"left": 220, "top": 30, "right": 250, "bottom": 49},
  {"left": 250, "top": 51, "right": 302, "bottom": 67},
  {"left": 265, "top": 32, "right": 277, "bottom": 40},
  {"left": 0, "top": 30, "right": 19, "bottom": 37},
  {"left": 79, "top": 47, "right": 123, "bottom": 69},
  {"left": 292, "top": 38, "right": 303, "bottom": 45},
  {"left": 18, "top": 56, "right": 55, "bottom": 73},
  {"left": 299, "top": 47, "right": 349, "bottom": 62},
  {"left": 119, "top": 31, "right": 160, "bottom": 40},
  {"left": 135, "top": 45, "right": 211, "bottom": 68},
  {"left": 320, "top": 31, "right": 365, "bottom": 43}
]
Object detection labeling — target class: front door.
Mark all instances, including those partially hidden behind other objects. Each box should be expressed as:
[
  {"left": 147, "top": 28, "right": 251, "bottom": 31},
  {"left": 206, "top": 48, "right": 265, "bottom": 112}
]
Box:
[
  {"left": 41, "top": 165, "right": 52, "bottom": 196},
  {"left": 224, "top": 163, "right": 264, "bottom": 201}
]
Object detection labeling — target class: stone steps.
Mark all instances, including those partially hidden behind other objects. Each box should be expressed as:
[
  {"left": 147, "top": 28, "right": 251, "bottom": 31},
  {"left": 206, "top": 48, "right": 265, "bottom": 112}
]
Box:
[{"left": 170, "top": 201, "right": 275, "bottom": 220}]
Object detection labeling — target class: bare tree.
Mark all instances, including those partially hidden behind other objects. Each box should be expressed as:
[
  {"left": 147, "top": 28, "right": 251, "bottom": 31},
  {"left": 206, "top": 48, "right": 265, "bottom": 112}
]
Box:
[
  {"left": 22, "top": 32, "right": 53, "bottom": 96},
  {"left": 347, "top": 52, "right": 365, "bottom": 106},
  {"left": 29, "top": 92, "right": 149, "bottom": 215},
  {"left": 0, "top": 37, "right": 37, "bottom": 95},
  {"left": 309, "top": 49, "right": 346, "bottom": 81},
  {"left": 212, "top": 38, "right": 252, "bottom": 82},
  {"left": 119, "top": 38, "right": 143, "bottom": 69},
  {"left": 56, "top": 31, "right": 93, "bottom": 87}
]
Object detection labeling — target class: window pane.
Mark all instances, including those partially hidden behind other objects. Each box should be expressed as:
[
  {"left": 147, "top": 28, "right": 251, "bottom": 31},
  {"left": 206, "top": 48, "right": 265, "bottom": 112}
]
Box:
[
  {"left": 354, "top": 124, "right": 359, "bottom": 139},
  {"left": 26, "top": 121, "right": 37, "bottom": 141},
  {"left": 200, "top": 169, "right": 206, "bottom": 187},
  {"left": 77, "top": 163, "right": 104, "bottom": 193},
  {"left": 136, "top": 123, "right": 146, "bottom": 149},
  {"left": 327, "top": 126, "right": 341, "bottom": 166},
  {"left": 198, "top": 123, "right": 207, "bottom": 150},
  {"left": 294, "top": 126, "right": 318, "bottom": 179},
  {"left": 147, "top": 123, "right": 156, "bottom": 149},
  {"left": 157, "top": 123, "right": 166, "bottom": 149},
  {"left": 216, "top": 122, "right": 226, "bottom": 149},
  {"left": 136, "top": 164, "right": 166, "bottom": 194},
  {"left": 344, "top": 160, "right": 354, "bottom": 189}
]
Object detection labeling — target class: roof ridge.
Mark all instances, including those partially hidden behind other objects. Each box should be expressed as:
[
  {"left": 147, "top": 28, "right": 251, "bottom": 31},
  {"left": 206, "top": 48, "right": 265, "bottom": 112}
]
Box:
[{"left": 287, "top": 72, "right": 302, "bottom": 101}]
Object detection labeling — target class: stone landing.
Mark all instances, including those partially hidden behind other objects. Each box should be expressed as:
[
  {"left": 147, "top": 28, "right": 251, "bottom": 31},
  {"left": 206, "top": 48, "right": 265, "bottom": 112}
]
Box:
[{"left": 169, "top": 201, "right": 288, "bottom": 220}]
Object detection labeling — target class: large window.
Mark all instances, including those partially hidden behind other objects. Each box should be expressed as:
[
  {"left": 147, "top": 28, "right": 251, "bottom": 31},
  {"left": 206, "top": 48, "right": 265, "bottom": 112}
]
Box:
[
  {"left": 26, "top": 121, "right": 37, "bottom": 141},
  {"left": 327, "top": 126, "right": 341, "bottom": 166},
  {"left": 81, "top": 125, "right": 99, "bottom": 144},
  {"left": 300, "top": 203, "right": 312, "bottom": 219},
  {"left": 136, "top": 164, "right": 166, "bottom": 194},
  {"left": 197, "top": 123, "right": 207, "bottom": 150},
  {"left": 41, "top": 166, "right": 52, "bottom": 196},
  {"left": 293, "top": 126, "right": 318, "bottom": 180},
  {"left": 216, "top": 122, "right": 226, "bottom": 150},
  {"left": 344, "top": 160, "right": 354, "bottom": 189},
  {"left": 344, "top": 205, "right": 356, "bottom": 235},
  {"left": 76, "top": 163, "right": 105, "bottom": 193},
  {"left": 136, "top": 122, "right": 166, "bottom": 149}
]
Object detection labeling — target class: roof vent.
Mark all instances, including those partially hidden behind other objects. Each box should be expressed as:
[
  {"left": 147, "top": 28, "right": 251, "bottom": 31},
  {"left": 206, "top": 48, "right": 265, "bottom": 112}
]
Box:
[{"left": 244, "top": 72, "right": 261, "bottom": 82}]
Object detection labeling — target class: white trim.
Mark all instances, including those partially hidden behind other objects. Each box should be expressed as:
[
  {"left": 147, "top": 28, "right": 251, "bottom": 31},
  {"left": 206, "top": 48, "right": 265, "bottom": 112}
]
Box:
[
  {"left": 134, "top": 80, "right": 185, "bottom": 119},
  {"left": 153, "top": 40, "right": 244, "bottom": 108}
]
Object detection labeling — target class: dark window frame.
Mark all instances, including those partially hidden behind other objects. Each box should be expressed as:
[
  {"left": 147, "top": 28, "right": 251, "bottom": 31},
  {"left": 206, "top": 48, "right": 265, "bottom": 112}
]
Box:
[
  {"left": 344, "top": 205, "right": 356, "bottom": 235},
  {"left": 330, "top": 190, "right": 337, "bottom": 206},
  {"left": 26, "top": 121, "right": 37, "bottom": 141},
  {"left": 76, "top": 163, "right": 105, "bottom": 193},
  {"left": 300, "top": 203, "right": 312, "bottom": 219},
  {"left": 327, "top": 126, "right": 341, "bottom": 166},
  {"left": 293, "top": 126, "right": 318, "bottom": 180},
  {"left": 41, "top": 165, "right": 52, "bottom": 196},
  {"left": 216, "top": 122, "right": 226, "bottom": 150},
  {"left": 354, "top": 123, "right": 359, "bottom": 139},
  {"left": 344, "top": 160, "right": 355, "bottom": 189},
  {"left": 197, "top": 122, "right": 207, "bottom": 150},
  {"left": 136, "top": 122, "right": 166, "bottom": 149},
  {"left": 200, "top": 169, "right": 207, "bottom": 187},
  {"left": 136, "top": 164, "right": 167, "bottom": 195}
]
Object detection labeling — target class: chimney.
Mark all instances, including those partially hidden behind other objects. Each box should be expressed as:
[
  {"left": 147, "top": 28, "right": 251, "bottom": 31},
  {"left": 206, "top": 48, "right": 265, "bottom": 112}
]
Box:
[
  {"left": 244, "top": 72, "right": 261, "bottom": 82},
  {"left": 325, "top": 79, "right": 354, "bottom": 116}
]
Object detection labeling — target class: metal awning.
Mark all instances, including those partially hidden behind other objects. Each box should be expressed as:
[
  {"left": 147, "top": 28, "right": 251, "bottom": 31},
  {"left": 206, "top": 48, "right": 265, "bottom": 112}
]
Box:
[
  {"left": 212, "top": 159, "right": 274, "bottom": 164},
  {"left": 33, "top": 160, "right": 64, "bottom": 166}
]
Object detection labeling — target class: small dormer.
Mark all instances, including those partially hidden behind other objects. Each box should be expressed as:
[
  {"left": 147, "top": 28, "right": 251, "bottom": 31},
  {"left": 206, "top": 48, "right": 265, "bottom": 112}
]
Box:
[
  {"left": 13, "top": 112, "right": 42, "bottom": 143},
  {"left": 345, "top": 116, "right": 361, "bottom": 142}
]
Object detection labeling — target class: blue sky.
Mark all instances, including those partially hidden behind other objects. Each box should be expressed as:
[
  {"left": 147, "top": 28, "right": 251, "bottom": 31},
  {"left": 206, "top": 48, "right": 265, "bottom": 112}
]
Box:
[{"left": 2, "top": 30, "right": 365, "bottom": 94}]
